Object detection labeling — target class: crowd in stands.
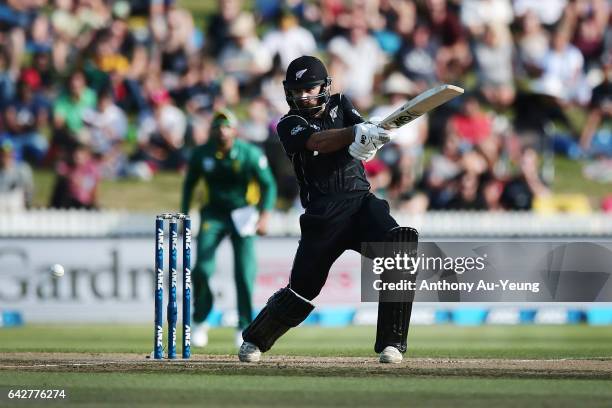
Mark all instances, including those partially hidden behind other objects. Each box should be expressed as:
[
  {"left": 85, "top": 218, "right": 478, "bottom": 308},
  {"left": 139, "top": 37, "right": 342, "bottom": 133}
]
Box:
[{"left": 0, "top": 0, "right": 610, "bottom": 212}]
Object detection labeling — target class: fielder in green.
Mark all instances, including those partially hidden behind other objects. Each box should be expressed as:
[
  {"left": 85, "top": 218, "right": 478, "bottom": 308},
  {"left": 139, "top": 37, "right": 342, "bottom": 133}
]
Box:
[{"left": 181, "top": 109, "right": 277, "bottom": 348}]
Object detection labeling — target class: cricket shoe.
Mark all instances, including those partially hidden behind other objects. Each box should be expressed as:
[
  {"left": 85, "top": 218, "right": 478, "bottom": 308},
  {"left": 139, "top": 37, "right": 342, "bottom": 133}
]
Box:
[
  {"left": 191, "top": 322, "right": 209, "bottom": 347},
  {"left": 379, "top": 346, "right": 403, "bottom": 364},
  {"left": 238, "top": 341, "right": 261, "bottom": 362}
]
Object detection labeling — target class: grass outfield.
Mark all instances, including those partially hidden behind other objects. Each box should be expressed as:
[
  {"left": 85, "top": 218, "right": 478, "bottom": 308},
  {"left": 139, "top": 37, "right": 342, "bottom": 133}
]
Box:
[
  {"left": 1, "top": 325, "right": 612, "bottom": 359},
  {"left": 1, "top": 325, "right": 611, "bottom": 407},
  {"left": 1, "top": 372, "right": 611, "bottom": 408}
]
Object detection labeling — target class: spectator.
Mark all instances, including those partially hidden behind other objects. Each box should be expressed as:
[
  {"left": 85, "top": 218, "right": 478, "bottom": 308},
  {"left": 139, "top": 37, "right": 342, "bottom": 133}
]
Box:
[
  {"left": 261, "top": 58, "right": 290, "bottom": 116},
  {"left": 425, "top": 0, "right": 471, "bottom": 81},
  {"left": 27, "top": 14, "right": 52, "bottom": 54},
  {"left": 318, "top": 0, "right": 351, "bottom": 43},
  {"left": 385, "top": 0, "right": 417, "bottom": 38},
  {"left": 108, "top": 8, "right": 149, "bottom": 81},
  {"left": 50, "top": 139, "right": 101, "bottom": 209},
  {"left": 218, "top": 12, "right": 272, "bottom": 95},
  {"left": 327, "top": 9, "right": 385, "bottom": 110},
  {"left": 51, "top": 0, "right": 103, "bottom": 73},
  {"left": 262, "top": 11, "right": 317, "bottom": 72},
  {"left": 264, "top": 118, "right": 298, "bottom": 210},
  {"left": 580, "top": 56, "right": 612, "bottom": 156},
  {"left": 176, "top": 58, "right": 222, "bottom": 113},
  {"left": 513, "top": 0, "right": 567, "bottom": 27},
  {"left": 364, "top": 159, "right": 392, "bottom": 196},
  {"left": 31, "top": 51, "right": 54, "bottom": 92},
  {"left": 239, "top": 98, "right": 270, "bottom": 146},
  {"left": 82, "top": 90, "right": 128, "bottom": 155},
  {"left": 473, "top": 24, "right": 515, "bottom": 108},
  {"left": 516, "top": 11, "right": 550, "bottom": 80},
  {"left": 425, "top": 132, "right": 464, "bottom": 209},
  {"left": 0, "top": 48, "right": 16, "bottom": 107},
  {"left": 134, "top": 89, "right": 187, "bottom": 170},
  {"left": 3, "top": 69, "right": 51, "bottom": 163},
  {"left": 447, "top": 171, "right": 487, "bottom": 210},
  {"left": 448, "top": 94, "right": 494, "bottom": 147},
  {"left": 179, "top": 59, "right": 224, "bottom": 149},
  {"left": 562, "top": 0, "right": 609, "bottom": 68},
  {"left": 572, "top": 16, "right": 607, "bottom": 69},
  {"left": 53, "top": 70, "right": 98, "bottom": 148},
  {"left": 396, "top": 22, "right": 438, "bottom": 89},
  {"left": 160, "top": 8, "right": 199, "bottom": 89},
  {"left": 367, "top": 0, "right": 413, "bottom": 54},
  {"left": 205, "top": 0, "right": 243, "bottom": 57},
  {"left": 460, "top": 0, "right": 513, "bottom": 38},
  {"left": 0, "top": 0, "right": 31, "bottom": 78},
  {"left": 500, "top": 147, "right": 550, "bottom": 210},
  {"left": 0, "top": 140, "right": 34, "bottom": 210},
  {"left": 540, "top": 28, "right": 590, "bottom": 105}
]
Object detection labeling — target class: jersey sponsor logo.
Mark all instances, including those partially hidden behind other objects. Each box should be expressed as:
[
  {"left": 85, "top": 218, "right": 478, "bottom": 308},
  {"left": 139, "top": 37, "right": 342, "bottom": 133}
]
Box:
[
  {"left": 202, "top": 157, "right": 215, "bottom": 172},
  {"left": 360, "top": 134, "right": 366, "bottom": 145},
  {"left": 291, "top": 125, "right": 305, "bottom": 135},
  {"left": 330, "top": 105, "right": 338, "bottom": 120},
  {"left": 295, "top": 68, "right": 307, "bottom": 79}
]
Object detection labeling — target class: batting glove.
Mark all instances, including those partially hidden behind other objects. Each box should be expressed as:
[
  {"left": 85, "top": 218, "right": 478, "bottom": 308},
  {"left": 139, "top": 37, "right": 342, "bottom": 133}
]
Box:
[
  {"left": 353, "top": 123, "right": 392, "bottom": 150},
  {"left": 349, "top": 140, "right": 377, "bottom": 161}
]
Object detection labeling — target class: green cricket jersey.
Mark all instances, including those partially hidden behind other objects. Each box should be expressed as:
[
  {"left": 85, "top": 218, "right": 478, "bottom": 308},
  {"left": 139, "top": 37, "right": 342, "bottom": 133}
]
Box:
[{"left": 181, "top": 139, "right": 277, "bottom": 214}]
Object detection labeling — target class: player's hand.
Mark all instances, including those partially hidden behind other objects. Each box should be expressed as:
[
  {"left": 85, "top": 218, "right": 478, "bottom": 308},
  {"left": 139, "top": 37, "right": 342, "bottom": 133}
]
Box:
[
  {"left": 353, "top": 123, "right": 392, "bottom": 150},
  {"left": 256, "top": 211, "right": 271, "bottom": 236},
  {"left": 349, "top": 140, "right": 377, "bottom": 161}
]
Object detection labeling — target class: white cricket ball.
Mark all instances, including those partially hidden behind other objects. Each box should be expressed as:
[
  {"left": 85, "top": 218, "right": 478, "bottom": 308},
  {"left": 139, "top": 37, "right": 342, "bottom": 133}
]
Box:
[{"left": 51, "top": 264, "right": 65, "bottom": 278}]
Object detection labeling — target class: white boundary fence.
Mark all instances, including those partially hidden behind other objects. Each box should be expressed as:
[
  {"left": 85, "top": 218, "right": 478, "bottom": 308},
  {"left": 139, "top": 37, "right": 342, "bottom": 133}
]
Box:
[{"left": 1, "top": 209, "right": 611, "bottom": 238}]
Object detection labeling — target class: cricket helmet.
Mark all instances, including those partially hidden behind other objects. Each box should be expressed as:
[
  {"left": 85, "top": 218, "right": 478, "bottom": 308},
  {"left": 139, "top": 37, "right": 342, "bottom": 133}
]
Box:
[{"left": 283, "top": 55, "right": 331, "bottom": 116}]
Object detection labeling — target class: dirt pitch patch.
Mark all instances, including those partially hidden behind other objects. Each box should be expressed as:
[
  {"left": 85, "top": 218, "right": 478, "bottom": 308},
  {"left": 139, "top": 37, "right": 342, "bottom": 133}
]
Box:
[{"left": 0, "top": 353, "right": 611, "bottom": 380}]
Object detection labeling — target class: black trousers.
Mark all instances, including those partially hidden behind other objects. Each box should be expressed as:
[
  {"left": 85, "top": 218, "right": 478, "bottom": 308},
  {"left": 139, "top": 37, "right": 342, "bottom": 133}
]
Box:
[{"left": 289, "top": 192, "right": 398, "bottom": 300}]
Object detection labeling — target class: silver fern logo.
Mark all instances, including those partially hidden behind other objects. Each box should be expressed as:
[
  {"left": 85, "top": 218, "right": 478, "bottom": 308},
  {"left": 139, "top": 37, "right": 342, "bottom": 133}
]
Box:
[
  {"left": 330, "top": 106, "right": 338, "bottom": 120},
  {"left": 295, "top": 69, "right": 307, "bottom": 79}
]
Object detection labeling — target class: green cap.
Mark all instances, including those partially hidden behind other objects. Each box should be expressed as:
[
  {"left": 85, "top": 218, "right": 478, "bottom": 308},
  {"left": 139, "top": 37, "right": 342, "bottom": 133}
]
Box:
[{"left": 211, "top": 109, "right": 238, "bottom": 128}]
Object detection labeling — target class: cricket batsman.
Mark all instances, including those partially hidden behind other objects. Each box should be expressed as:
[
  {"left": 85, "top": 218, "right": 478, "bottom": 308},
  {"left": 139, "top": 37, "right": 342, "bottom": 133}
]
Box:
[
  {"left": 238, "top": 56, "right": 418, "bottom": 363},
  {"left": 182, "top": 109, "right": 277, "bottom": 348}
]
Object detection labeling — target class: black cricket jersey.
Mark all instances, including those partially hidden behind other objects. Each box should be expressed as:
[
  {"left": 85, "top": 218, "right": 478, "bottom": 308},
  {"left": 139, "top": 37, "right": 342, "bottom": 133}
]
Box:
[{"left": 276, "top": 93, "right": 371, "bottom": 207}]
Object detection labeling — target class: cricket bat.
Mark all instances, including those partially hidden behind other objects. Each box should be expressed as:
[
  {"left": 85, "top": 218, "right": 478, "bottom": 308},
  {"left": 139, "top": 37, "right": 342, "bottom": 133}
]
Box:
[{"left": 377, "top": 84, "right": 464, "bottom": 130}]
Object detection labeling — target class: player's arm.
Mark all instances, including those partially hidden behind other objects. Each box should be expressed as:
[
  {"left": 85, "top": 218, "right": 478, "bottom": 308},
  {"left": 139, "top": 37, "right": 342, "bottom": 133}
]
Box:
[
  {"left": 276, "top": 115, "right": 388, "bottom": 157},
  {"left": 277, "top": 115, "right": 352, "bottom": 155},
  {"left": 250, "top": 149, "right": 277, "bottom": 235},
  {"left": 181, "top": 149, "right": 202, "bottom": 214},
  {"left": 251, "top": 149, "right": 277, "bottom": 212},
  {"left": 305, "top": 127, "right": 354, "bottom": 153}
]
